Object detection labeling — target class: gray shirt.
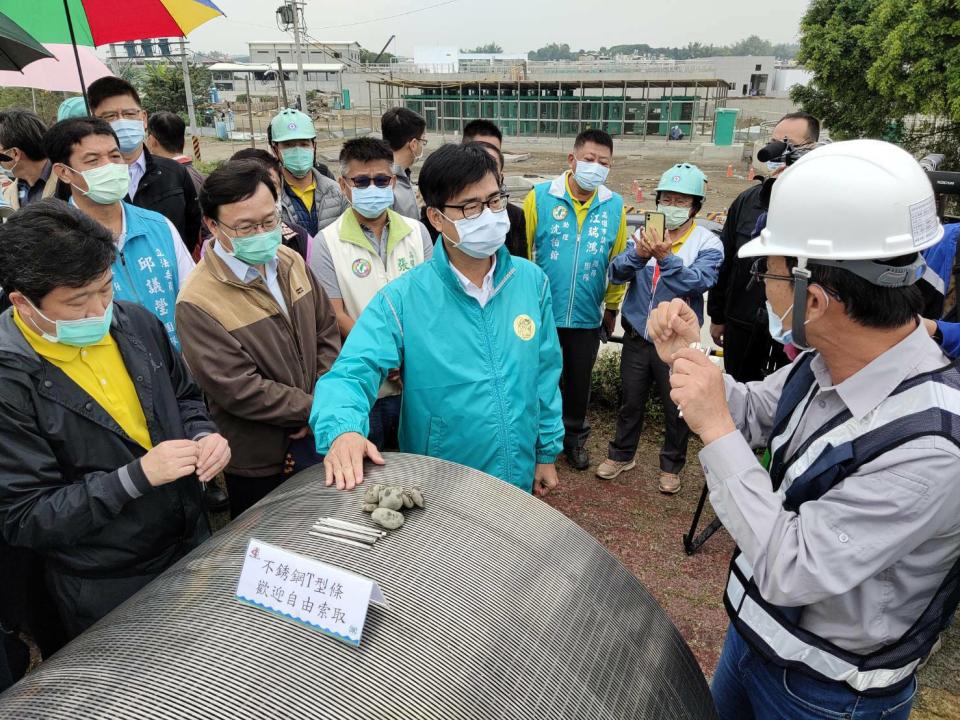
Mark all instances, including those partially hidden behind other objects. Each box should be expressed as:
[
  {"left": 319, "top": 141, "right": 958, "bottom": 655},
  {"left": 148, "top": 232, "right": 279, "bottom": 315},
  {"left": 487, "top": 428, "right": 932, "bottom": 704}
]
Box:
[
  {"left": 391, "top": 162, "right": 420, "bottom": 220},
  {"left": 310, "top": 213, "right": 434, "bottom": 301},
  {"left": 699, "top": 322, "right": 960, "bottom": 654}
]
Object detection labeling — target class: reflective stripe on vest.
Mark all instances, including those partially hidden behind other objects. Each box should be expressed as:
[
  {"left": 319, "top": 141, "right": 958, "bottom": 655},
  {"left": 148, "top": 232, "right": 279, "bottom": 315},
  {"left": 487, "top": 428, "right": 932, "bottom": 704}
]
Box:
[
  {"left": 725, "top": 552, "right": 921, "bottom": 692},
  {"left": 725, "top": 357, "right": 960, "bottom": 694}
]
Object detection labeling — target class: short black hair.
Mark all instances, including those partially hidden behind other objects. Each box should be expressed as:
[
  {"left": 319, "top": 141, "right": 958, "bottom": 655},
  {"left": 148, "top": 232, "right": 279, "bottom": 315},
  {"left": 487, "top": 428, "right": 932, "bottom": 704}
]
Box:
[
  {"left": 381, "top": 107, "right": 426, "bottom": 151},
  {"left": 147, "top": 111, "right": 186, "bottom": 154},
  {"left": 87, "top": 76, "right": 142, "bottom": 112},
  {"left": 0, "top": 110, "right": 48, "bottom": 161},
  {"left": 474, "top": 140, "right": 504, "bottom": 173},
  {"left": 780, "top": 112, "right": 820, "bottom": 143},
  {"left": 0, "top": 199, "right": 116, "bottom": 304},
  {"left": 231, "top": 147, "right": 281, "bottom": 174},
  {"left": 574, "top": 128, "right": 613, "bottom": 154},
  {"left": 788, "top": 255, "right": 922, "bottom": 329},
  {"left": 418, "top": 142, "right": 499, "bottom": 209},
  {"left": 462, "top": 119, "right": 502, "bottom": 143},
  {"left": 200, "top": 159, "right": 279, "bottom": 220},
  {"left": 42, "top": 118, "right": 119, "bottom": 167},
  {"left": 339, "top": 136, "right": 394, "bottom": 169}
]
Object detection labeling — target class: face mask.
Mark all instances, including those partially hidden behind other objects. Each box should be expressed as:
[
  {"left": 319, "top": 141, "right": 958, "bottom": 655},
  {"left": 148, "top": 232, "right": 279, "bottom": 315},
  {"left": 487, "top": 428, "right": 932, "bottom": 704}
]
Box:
[
  {"left": 68, "top": 162, "right": 130, "bottom": 205},
  {"left": 766, "top": 301, "right": 795, "bottom": 346},
  {"left": 351, "top": 185, "right": 394, "bottom": 219},
  {"left": 225, "top": 225, "right": 282, "bottom": 265},
  {"left": 281, "top": 146, "right": 314, "bottom": 177},
  {"left": 26, "top": 297, "right": 113, "bottom": 347},
  {"left": 658, "top": 203, "right": 692, "bottom": 230},
  {"left": 111, "top": 119, "right": 145, "bottom": 154},
  {"left": 1, "top": 152, "right": 19, "bottom": 179},
  {"left": 766, "top": 160, "right": 785, "bottom": 173},
  {"left": 572, "top": 159, "right": 609, "bottom": 192},
  {"left": 413, "top": 138, "right": 424, "bottom": 162},
  {"left": 443, "top": 208, "right": 511, "bottom": 259}
]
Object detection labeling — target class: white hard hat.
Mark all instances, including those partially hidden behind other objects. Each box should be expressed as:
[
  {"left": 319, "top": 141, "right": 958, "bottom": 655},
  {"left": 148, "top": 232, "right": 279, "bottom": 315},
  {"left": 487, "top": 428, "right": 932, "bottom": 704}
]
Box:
[{"left": 740, "top": 139, "right": 943, "bottom": 261}]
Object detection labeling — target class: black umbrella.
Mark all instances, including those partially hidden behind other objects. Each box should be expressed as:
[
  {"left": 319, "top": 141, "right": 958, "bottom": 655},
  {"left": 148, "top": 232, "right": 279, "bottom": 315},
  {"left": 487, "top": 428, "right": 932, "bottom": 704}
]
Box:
[{"left": 0, "top": 11, "right": 54, "bottom": 72}]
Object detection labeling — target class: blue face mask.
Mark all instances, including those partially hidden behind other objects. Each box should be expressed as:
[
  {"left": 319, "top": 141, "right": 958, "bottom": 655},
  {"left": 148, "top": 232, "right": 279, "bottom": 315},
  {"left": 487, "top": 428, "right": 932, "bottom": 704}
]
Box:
[
  {"left": 443, "top": 208, "right": 511, "bottom": 259},
  {"left": 765, "top": 160, "right": 785, "bottom": 173},
  {"left": 572, "top": 159, "right": 609, "bottom": 192},
  {"left": 766, "top": 300, "right": 794, "bottom": 346},
  {"left": 27, "top": 298, "right": 113, "bottom": 347},
  {"left": 351, "top": 185, "right": 394, "bottom": 219},
  {"left": 111, "top": 119, "right": 145, "bottom": 154},
  {"left": 281, "top": 146, "right": 315, "bottom": 178}
]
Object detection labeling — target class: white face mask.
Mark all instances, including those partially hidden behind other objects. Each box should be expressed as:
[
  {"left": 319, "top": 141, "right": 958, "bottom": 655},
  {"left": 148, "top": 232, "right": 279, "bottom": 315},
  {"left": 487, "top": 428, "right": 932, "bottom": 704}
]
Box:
[{"left": 442, "top": 208, "right": 511, "bottom": 259}]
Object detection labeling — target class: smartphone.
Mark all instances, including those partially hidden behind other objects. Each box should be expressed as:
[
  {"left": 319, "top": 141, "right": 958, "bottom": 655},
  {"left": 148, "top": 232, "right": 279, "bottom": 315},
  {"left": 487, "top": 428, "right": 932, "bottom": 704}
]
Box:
[{"left": 644, "top": 211, "right": 666, "bottom": 239}]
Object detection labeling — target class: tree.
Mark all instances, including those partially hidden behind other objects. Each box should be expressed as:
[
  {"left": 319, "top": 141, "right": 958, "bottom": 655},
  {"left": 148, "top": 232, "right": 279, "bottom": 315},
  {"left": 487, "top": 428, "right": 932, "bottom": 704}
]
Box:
[
  {"left": 461, "top": 43, "right": 503, "bottom": 54},
  {"left": 359, "top": 47, "right": 396, "bottom": 64},
  {"left": 527, "top": 43, "right": 577, "bottom": 61},
  {"left": 792, "top": 0, "right": 960, "bottom": 166},
  {"left": 136, "top": 62, "right": 212, "bottom": 118},
  {"left": 790, "top": 0, "right": 895, "bottom": 139}
]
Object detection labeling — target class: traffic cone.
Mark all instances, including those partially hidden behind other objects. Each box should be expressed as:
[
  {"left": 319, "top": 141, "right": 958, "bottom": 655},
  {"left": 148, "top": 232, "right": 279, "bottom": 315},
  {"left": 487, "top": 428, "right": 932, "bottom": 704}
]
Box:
[
  {"left": 747, "top": 166, "right": 755, "bottom": 181},
  {"left": 726, "top": 164, "right": 734, "bottom": 178},
  {"left": 636, "top": 185, "right": 644, "bottom": 203}
]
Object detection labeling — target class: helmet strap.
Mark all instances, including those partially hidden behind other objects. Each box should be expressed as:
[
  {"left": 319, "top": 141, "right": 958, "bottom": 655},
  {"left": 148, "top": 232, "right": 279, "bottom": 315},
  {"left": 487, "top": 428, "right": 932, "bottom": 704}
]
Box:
[{"left": 790, "top": 260, "right": 812, "bottom": 348}]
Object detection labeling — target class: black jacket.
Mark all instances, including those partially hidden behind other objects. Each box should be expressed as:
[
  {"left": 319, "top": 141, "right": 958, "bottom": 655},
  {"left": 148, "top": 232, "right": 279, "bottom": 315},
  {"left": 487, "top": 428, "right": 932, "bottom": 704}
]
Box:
[
  {"left": 707, "top": 179, "right": 771, "bottom": 327},
  {"left": 130, "top": 147, "right": 203, "bottom": 254},
  {"left": 0, "top": 301, "right": 214, "bottom": 578},
  {"left": 420, "top": 202, "right": 529, "bottom": 259}
]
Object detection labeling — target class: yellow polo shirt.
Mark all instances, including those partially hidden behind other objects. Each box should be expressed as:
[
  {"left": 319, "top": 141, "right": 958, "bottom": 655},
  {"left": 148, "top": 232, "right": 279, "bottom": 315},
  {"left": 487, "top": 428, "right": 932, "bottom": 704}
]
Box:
[
  {"left": 288, "top": 178, "right": 316, "bottom": 212},
  {"left": 14, "top": 309, "right": 153, "bottom": 450}
]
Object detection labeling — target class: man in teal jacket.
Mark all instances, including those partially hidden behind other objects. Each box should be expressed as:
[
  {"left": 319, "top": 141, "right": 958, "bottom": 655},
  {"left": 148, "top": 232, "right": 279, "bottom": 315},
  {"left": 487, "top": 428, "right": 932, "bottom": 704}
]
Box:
[{"left": 311, "top": 143, "right": 563, "bottom": 495}]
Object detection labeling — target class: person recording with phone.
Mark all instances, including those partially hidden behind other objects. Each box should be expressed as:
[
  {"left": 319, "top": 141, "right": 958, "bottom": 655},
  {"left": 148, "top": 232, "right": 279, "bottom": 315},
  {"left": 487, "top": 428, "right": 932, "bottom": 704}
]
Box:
[{"left": 595, "top": 163, "right": 723, "bottom": 495}]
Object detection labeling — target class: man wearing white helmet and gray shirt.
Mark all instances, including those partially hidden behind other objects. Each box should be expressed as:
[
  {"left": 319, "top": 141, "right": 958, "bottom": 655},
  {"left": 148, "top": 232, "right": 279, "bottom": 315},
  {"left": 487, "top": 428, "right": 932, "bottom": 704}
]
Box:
[
  {"left": 269, "top": 108, "right": 348, "bottom": 237},
  {"left": 647, "top": 139, "right": 960, "bottom": 719}
]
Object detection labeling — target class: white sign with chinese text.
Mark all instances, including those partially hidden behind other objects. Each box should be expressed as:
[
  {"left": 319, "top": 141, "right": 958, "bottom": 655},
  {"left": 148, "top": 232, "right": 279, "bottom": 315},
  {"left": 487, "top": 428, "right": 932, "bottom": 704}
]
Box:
[{"left": 235, "top": 538, "right": 386, "bottom": 647}]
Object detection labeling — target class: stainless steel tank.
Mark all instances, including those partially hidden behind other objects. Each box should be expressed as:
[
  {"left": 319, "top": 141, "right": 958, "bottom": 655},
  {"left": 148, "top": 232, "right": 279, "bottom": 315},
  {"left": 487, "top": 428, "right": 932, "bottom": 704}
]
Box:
[{"left": 0, "top": 454, "right": 718, "bottom": 719}]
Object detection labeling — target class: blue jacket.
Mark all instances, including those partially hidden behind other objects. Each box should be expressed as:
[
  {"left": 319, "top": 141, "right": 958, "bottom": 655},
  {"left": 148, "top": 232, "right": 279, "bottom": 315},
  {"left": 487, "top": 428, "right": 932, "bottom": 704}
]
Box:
[
  {"left": 610, "top": 223, "right": 724, "bottom": 338},
  {"left": 113, "top": 202, "right": 183, "bottom": 350},
  {"left": 310, "top": 242, "right": 564, "bottom": 491},
  {"left": 529, "top": 174, "right": 626, "bottom": 329}
]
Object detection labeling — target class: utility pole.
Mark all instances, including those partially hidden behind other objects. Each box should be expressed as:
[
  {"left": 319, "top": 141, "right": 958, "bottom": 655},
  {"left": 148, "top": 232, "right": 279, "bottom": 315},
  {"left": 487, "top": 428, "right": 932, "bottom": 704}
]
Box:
[
  {"left": 289, "top": 0, "right": 308, "bottom": 112},
  {"left": 180, "top": 38, "right": 200, "bottom": 160}
]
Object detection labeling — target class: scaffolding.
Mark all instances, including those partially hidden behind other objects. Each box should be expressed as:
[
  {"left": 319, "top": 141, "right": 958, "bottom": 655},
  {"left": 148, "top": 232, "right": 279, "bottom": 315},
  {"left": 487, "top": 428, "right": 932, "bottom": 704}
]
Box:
[{"left": 367, "top": 78, "right": 730, "bottom": 141}]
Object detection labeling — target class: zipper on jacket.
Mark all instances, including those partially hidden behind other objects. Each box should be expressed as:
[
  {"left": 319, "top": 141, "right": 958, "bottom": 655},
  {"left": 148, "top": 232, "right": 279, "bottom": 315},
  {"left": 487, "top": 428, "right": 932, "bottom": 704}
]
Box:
[
  {"left": 478, "top": 302, "right": 513, "bottom": 485},
  {"left": 118, "top": 248, "right": 150, "bottom": 309},
  {"left": 566, "top": 231, "right": 582, "bottom": 325}
]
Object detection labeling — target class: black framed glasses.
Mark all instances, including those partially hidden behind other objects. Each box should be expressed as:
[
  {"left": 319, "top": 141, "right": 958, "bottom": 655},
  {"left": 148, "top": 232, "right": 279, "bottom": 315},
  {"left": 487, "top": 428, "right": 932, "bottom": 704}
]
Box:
[
  {"left": 750, "top": 258, "right": 794, "bottom": 285},
  {"left": 95, "top": 108, "right": 142, "bottom": 123},
  {"left": 444, "top": 192, "right": 510, "bottom": 220},
  {"left": 217, "top": 210, "right": 281, "bottom": 237},
  {"left": 346, "top": 174, "right": 394, "bottom": 189}
]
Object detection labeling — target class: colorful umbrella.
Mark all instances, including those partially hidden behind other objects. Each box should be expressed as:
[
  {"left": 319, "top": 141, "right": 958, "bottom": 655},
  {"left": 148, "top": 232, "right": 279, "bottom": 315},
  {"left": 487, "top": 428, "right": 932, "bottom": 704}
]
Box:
[
  {"left": 2, "top": 0, "right": 224, "bottom": 103},
  {"left": 0, "top": 11, "right": 54, "bottom": 72},
  {"left": 0, "top": 43, "right": 112, "bottom": 91}
]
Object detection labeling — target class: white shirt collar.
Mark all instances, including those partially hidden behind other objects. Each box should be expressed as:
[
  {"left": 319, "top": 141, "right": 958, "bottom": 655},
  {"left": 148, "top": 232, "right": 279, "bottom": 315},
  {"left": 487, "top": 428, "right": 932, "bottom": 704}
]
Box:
[{"left": 449, "top": 256, "right": 497, "bottom": 308}]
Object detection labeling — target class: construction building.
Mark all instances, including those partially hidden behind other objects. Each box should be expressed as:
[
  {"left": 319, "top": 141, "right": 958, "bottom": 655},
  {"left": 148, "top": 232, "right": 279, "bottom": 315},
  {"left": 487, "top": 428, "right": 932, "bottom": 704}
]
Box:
[{"left": 366, "top": 78, "right": 730, "bottom": 141}]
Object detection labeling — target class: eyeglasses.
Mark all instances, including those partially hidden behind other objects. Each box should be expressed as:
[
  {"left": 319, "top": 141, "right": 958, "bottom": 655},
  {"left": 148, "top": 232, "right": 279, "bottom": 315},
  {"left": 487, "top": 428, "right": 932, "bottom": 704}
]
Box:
[
  {"left": 443, "top": 192, "right": 510, "bottom": 220},
  {"left": 750, "top": 258, "right": 794, "bottom": 285},
  {"left": 216, "top": 211, "right": 281, "bottom": 237},
  {"left": 659, "top": 197, "right": 695, "bottom": 209},
  {"left": 418, "top": 137, "right": 429, "bottom": 146},
  {"left": 95, "top": 109, "right": 142, "bottom": 123},
  {"left": 346, "top": 174, "right": 394, "bottom": 189}
]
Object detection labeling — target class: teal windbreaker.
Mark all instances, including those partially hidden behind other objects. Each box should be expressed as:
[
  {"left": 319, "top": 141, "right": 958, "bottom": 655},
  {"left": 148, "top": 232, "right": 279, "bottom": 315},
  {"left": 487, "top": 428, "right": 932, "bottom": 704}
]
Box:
[{"left": 310, "top": 242, "right": 564, "bottom": 491}]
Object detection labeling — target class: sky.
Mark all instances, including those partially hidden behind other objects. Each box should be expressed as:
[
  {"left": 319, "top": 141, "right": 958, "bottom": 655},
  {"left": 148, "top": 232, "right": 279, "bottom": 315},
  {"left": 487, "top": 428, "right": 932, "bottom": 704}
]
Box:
[{"left": 186, "top": 0, "right": 811, "bottom": 58}]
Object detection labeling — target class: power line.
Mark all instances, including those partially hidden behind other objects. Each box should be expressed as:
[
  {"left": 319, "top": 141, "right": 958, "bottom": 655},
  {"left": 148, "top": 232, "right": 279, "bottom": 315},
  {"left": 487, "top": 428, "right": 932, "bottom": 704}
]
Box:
[{"left": 308, "top": 0, "right": 463, "bottom": 31}]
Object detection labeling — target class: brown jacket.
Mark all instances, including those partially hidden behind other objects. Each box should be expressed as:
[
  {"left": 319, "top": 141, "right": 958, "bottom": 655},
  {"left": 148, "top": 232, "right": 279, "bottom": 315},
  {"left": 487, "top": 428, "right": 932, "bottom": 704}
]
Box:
[{"left": 175, "top": 241, "right": 341, "bottom": 476}]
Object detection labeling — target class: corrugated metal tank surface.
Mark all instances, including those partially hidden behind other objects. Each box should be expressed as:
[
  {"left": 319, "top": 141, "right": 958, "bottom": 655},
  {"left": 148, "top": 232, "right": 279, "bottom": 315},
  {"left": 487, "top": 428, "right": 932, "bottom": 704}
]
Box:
[{"left": 0, "top": 454, "right": 718, "bottom": 719}]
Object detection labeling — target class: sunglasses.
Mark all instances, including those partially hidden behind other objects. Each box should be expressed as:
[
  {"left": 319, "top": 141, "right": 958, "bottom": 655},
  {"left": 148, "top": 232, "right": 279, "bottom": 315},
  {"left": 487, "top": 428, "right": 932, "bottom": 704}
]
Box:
[{"left": 346, "top": 174, "right": 393, "bottom": 189}]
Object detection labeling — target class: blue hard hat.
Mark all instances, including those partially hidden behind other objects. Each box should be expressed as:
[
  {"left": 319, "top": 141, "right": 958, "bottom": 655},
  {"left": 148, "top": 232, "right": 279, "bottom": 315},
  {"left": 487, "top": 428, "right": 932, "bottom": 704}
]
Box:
[
  {"left": 57, "top": 96, "right": 89, "bottom": 122},
  {"left": 656, "top": 163, "right": 707, "bottom": 198}
]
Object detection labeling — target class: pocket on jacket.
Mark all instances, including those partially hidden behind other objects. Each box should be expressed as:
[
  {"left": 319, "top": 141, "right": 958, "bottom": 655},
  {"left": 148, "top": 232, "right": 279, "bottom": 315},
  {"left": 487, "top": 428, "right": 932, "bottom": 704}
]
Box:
[{"left": 426, "top": 416, "right": 445, "bottom": 458}]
